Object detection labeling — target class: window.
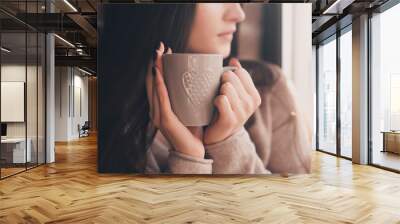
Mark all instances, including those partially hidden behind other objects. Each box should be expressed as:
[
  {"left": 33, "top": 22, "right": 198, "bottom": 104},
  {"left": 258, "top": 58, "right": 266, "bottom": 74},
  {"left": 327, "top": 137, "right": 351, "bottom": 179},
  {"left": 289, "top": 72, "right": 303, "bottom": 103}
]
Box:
[
  {"left": 340, "top": 29, "right": 352, "bottom": 158},
  {"left": 316, "top": 25, "right": 353, "bottom": 159},
  {"left": 370, "top": 2, "right": 400, "bottom": 171},
  {"left": 317, "top": 36, "right": 337, "bottom": 154}
]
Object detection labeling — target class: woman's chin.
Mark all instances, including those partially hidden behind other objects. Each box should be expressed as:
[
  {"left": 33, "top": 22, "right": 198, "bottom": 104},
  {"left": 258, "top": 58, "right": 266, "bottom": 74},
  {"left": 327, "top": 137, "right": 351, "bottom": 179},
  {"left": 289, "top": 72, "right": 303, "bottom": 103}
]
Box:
[{"left": 220, "top": 46, "right": 231, "bottom": 58}]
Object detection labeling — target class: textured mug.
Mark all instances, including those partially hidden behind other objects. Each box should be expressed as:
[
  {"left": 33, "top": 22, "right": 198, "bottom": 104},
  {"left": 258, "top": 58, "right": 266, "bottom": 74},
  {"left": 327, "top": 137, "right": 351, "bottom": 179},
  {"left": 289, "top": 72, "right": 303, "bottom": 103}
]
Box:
[{"left": 162, "top": 53, "right": 236, "bottom": 126}]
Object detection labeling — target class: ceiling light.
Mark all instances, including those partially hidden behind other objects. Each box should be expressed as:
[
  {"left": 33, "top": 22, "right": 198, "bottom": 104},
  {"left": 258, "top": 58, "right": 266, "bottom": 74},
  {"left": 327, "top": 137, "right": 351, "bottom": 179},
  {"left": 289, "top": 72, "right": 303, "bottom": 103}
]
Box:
[
  {"left": 54, "top": 34, "right": 75, "bottom": 48},
  {"left": 63, "top": 0, "right": 78, "bottom": 12},
  {"left": 78, "top": 67, "right": 93, "bottom": 76},
  {"left": 322, "top": 0, "right": 354, "bottom": 15},
  {"left": 1, "top": 47, "right": 11, "bottom": 53}
]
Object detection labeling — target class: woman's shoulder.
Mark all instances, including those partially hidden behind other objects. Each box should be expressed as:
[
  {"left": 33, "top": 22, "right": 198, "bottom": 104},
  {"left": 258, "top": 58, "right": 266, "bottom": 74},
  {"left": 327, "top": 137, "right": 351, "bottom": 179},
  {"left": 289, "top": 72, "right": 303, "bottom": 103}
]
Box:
[
  {"left": 240, "top": 59, "right": 284, "bottom": 89},
  {"left": 242, "top": 59, "right": 302, "bottom": 132},
  {"left": 240, "top": 59, "right": 295, "bottom": 104}
]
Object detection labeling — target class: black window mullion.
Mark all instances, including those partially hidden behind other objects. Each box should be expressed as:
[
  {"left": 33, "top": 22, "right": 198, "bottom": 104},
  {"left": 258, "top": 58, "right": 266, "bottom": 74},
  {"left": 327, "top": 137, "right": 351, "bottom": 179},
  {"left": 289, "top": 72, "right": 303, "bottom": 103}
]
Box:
[
  {"left": 24, "top": 0, "right": 28, "bottom": 171},
  {"left": 36, "top": 0, "right": 39, "bottom": 168},
  {"left": 316, "top": 44, "right": 320, "bottom": 150},
  {"left": 44, "top": 13, "right": 47, "bottom": 164},
  {"left": 367, "top": 11, "right": 373, "bottom": 165},
  {"left": 336, "top": 30, "right": 341, "bottom": 157}
]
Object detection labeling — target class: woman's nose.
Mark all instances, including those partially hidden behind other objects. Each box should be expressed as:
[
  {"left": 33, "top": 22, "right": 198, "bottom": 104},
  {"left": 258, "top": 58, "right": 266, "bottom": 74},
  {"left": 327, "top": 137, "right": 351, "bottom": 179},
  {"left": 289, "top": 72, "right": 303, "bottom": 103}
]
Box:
[{"left": 224, "top": 3, "right": 246, "bottom": 23}]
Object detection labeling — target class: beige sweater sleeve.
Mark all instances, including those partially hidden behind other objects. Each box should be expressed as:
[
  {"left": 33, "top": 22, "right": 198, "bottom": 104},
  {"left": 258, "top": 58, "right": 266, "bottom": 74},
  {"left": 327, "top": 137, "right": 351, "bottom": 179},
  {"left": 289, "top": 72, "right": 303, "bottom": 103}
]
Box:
[
  {"left": 146, "top": 127, "right": 270, "bottom": 174},
  {"left": 205, "top": 127, "right": 271, "bottom": 174},
  {"left": 145, "top": 135, "right": 213, "bottom": 174},
  {"left": 167, "top": 150, "right": 213, "bottom": 174}
]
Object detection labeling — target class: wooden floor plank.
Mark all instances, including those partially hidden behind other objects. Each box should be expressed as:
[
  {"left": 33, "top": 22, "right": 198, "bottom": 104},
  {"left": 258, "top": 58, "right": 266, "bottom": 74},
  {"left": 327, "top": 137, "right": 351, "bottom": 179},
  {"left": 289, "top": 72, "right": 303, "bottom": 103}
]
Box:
[{"left": 1, "top": 134, "right": 400, "bottom": 223}]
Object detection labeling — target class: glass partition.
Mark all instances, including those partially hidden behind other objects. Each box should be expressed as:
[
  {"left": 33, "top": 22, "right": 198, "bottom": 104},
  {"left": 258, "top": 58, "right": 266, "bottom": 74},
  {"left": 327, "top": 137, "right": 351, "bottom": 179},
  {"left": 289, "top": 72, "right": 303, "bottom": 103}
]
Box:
[
  {"left": 317, "top": 36, "right": 337, "bottom": 154},
  {"left": 0, "top": 1, "right": 46, "bottom": 179},
  {"left": 1, "top": 31, "right": 28, "bottom": 178}
]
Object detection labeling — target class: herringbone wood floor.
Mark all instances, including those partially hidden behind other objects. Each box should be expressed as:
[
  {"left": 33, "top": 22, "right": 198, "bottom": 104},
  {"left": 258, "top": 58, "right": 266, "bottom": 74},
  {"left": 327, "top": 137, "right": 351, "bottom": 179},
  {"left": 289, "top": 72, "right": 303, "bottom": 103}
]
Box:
[{"left": 1, "top": 134, "right": 400, "bottom": 224}]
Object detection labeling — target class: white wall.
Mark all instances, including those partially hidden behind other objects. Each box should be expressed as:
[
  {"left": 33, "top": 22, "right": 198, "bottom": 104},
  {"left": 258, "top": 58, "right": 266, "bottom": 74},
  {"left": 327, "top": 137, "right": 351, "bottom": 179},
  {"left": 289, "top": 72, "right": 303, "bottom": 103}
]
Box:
[
  {"left": 1, "top": 65, "right": 41, "bottom": 137},
  {"left": 1, "top": 82, "right": 25, "bottom": 122},
  {"left": 55, "top": 67, "right": 89, "bottom": 141},
  {"left": 1, "top": 65, "right": 28, "bottom": 141},
  {"left": 71, "top": 72, "right": 89, "bottom": 138},
  {"left": 1, "top": 64, "right": 46, "bottom": 163},
  {"left": 55, "top": 66, "right": 69, "bottom": 141}
]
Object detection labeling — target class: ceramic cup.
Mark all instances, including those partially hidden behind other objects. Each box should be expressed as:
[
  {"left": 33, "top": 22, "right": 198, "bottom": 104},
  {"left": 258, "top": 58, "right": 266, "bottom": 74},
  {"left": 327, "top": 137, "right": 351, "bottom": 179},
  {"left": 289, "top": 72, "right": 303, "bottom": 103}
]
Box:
[{"left": 162, "top": 53, "right": 236, "bottom": 126}]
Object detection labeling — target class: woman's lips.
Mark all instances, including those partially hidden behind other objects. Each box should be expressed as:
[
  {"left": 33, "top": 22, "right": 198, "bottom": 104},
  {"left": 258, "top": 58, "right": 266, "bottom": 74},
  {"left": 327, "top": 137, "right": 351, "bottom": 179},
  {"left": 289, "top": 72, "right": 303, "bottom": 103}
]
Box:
[
  {"left": 218, "top": 30, "right": 235, "bottom": 40},
  {"left": 218, "top": 30, "right": 236, "bottom": 37},
  {"left": 219, "top": 34, "right": 233, "bottom": 41}
]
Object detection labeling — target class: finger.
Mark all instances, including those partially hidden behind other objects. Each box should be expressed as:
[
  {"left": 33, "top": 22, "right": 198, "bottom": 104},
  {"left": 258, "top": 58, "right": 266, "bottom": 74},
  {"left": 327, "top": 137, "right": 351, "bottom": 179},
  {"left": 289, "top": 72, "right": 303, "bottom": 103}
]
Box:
[
  {"left": 154, "top": 42, "right": 165, "bottom": 72},
  {"left": 213, "top": 95, "right": 236, "bottom": 130},
  {"left": 232, "top": 67, "right": 261, "bottom": 104},
  {"left": 221, "top": 72, "right": 256, "bottom": 116},
  {"left": 220, "top": 82, "right": 242, "bottom": 114},
  {"left": 152, "top": 70, "right": 160, "bottom": 127},
  {"left": 166, "top": 47, "right": 172, "bottom": 54},
  {"left": 221, "top": 71, "right": 249, "bottom": 102},
  {"left": 229, "top": 57, "right": 242, "bottom": 68},
  {"left": 229, "top": 58, "right": 261, "bottom": 106},
  {"left": 229, "top": 58, "right": 253, "bottom": 89},
  {"left": 230, "top": 63, "right": 255, "bottom": 92},
  {"left": 204, "top": 95, "right": 236, "bottom": 144},
  {"left": 151, "top": 42, "right": 168, "bottom": 127},
  {"left": 154, "top": 66, "right": 173, "bottom": 118}
]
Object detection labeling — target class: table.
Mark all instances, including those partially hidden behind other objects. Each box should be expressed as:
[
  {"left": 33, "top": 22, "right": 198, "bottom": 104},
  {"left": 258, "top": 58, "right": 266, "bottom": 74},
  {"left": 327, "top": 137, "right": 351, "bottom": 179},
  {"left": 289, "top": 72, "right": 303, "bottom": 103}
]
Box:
[
  {"left": 1, "top": 138, "right": 31, "bottom": 163},
  {"left": 381, "top": 131, "right": 400, "bottom": 154}
]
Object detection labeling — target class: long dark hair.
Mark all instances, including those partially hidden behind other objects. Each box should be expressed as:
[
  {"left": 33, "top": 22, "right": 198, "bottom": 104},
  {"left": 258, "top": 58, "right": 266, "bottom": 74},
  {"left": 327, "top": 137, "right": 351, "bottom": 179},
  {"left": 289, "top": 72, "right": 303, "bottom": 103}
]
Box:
[{"left": 98, "top": 4, "right": 197, "bottom": 173}]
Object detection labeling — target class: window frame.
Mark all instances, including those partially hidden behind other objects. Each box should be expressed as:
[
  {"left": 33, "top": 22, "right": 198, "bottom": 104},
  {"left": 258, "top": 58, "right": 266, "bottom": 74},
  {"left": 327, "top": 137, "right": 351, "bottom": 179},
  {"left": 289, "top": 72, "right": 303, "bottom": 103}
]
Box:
[{"left": 315, "top": 23, "right": 353, "bottom": 161}]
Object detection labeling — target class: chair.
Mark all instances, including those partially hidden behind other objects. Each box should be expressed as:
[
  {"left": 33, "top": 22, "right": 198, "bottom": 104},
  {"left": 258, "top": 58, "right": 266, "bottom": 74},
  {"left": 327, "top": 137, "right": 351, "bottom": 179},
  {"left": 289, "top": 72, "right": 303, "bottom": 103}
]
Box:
[{"left": 78, "top": 121, "right": 90, "bottom": 138}]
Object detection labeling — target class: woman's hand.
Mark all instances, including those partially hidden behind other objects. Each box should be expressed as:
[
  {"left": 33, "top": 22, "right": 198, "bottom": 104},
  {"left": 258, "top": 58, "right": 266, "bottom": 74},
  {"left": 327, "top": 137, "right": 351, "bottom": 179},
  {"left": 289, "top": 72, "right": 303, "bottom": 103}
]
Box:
[
  {"left": 204, "top": 58, "right": 261, "bottom": 145},
  {"left": 149, "top": 42, "right": 205, "bottom": 159}
]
